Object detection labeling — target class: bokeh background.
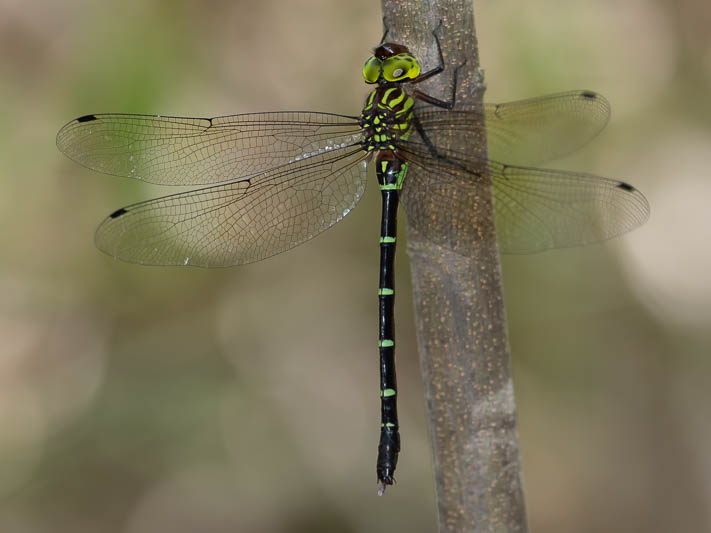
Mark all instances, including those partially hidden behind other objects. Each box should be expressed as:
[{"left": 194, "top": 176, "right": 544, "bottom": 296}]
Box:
[{"left": 1, "top": 0, "right": 710, "bottom": 531}]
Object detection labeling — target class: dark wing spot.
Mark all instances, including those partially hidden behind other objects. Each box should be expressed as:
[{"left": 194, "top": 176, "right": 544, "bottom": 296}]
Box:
[
  {"left": 580, "top": 91, "right": 597, "bottom": 100},
  {"left": 109, "top": 207, "right": 128, "bottom": 219},
  {"left": 617, "top": 181, "right": 635, "bottom": 192},
  {"left": 76, "top": 114, "right": 98, "bottom": 123}
]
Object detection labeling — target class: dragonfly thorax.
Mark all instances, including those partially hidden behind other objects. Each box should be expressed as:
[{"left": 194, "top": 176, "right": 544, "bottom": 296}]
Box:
[{"left": 360, "top": 86, "right": 415, "bottom": 152}]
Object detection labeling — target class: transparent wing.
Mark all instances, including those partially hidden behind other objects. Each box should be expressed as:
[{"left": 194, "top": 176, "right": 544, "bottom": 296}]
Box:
[
  {"left": 398, "top": 141, "right": 649, "bottom": 254},
  {"left": 415, "top": 90, "right": 611, "bottom": 167},
  {"left": 95, "top": 148, "right": 368, "bottom": 267},
  {"left": 489, "top": 162, "right": 649, "bottom": 253},
  {"left": 57, "top": 111, "right": 363, "bottom": 185}
]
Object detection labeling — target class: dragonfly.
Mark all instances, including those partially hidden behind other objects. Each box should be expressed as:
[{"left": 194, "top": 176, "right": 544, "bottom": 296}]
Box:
[{"left": 56, "top": 25, "right": 649, "bottom": 495}]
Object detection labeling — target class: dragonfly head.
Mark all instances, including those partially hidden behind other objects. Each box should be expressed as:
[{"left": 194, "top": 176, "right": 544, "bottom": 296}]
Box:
[{"left": 363, "top": 43, "right": 421, "bottom": 85}]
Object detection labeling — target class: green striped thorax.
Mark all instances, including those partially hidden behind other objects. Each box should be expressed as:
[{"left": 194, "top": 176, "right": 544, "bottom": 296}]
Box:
[{"left": 360, "top": 43, "right": 420, "bottom": 153}]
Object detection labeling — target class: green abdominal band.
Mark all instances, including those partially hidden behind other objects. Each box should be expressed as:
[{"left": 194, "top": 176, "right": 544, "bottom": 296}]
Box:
[{"left": 378, "top": 162, "right": 409, "bottom": 190}]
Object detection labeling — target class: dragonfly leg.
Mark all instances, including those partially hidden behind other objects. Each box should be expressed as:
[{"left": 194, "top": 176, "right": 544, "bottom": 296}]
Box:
[
  {"left": 411, "top": 114, "right": 455, "bottom": 161},
  {"left": 411, "top": 20, "right": 446, "bottom": 85},
  {"left": 380, "top": 17, "right": 389, "bottom": 44},
  {"left": 411, "top": 114, "right": 474, "bottom": 174},
  {"left": 411, "top": 21, "right": 467, "bottom": 110}
]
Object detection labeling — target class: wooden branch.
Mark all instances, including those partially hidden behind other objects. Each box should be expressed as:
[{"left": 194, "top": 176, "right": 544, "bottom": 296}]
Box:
[{"left": 379, "top": 1, "right": 529, "bottom": 531}]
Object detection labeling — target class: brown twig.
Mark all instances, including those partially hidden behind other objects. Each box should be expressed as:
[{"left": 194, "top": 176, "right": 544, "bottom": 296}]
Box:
[{"left": 379, "top": 1, "right": 529, "bottom": 531}]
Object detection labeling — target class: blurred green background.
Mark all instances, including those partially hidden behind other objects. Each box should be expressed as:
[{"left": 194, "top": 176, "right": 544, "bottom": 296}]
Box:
[{"left": 1, "top": 0, "right": 710, "bottom": 532}]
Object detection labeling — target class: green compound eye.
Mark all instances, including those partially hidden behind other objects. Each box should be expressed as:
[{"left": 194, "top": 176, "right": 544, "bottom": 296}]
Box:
[
  {"left": 382, "top": 54, "right": 421, "bottom": 82},
  {"left": 363, "top": 56, "right": 382, "bottom": 84}
]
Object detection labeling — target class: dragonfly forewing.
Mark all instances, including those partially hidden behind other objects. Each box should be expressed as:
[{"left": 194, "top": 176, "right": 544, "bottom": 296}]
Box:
[
  {"left": 57, "top": 111, "right": 363, "bottom": 185},
  {"left": 415, "top": 90, "right": 611, "bottom": 167}
]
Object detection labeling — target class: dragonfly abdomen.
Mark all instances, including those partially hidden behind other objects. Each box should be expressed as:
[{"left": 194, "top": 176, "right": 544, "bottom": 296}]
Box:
[{"left": 374, "top": 151, "right": 407, "bottom": 494}]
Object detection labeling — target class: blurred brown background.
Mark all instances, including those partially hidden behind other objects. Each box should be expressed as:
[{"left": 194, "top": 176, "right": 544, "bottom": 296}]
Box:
[{"left": 1, "top": 1, "right": 710, "bottom": 532}]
